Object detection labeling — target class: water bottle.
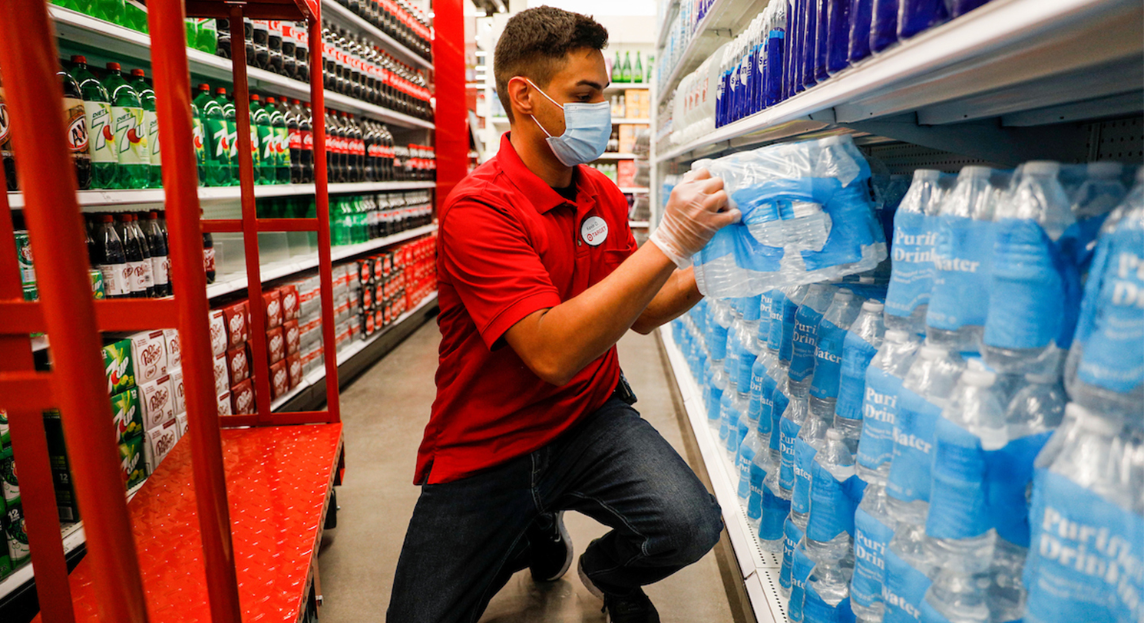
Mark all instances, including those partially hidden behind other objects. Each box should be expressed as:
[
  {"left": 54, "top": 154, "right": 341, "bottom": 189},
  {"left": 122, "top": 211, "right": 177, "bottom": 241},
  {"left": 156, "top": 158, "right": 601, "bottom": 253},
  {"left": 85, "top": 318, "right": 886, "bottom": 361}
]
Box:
[
  {"left": 983, "top": 162, "right": 1078, "bottom": 375},
  {"left": 886, "top": 344, "right": 965, "bottom": 526},
  {"left": 790, "top": 536, "right": 818, "bottom": 622},
  {"left": 738, "top": 402, "right": 763, "bottom": 501},
  {"left": 920, "top": 567, "right": 991, "bottom": 623},
  {"left": 987, "top": 537, "right": 1030, "bottom": 623},
  {"left": 747, "top": 431, "right": 770, "bottom": 533},
  {"left": 882, "top": 522, "right": 937, "bottom": 623},
  {"left": 804, "top": 554, "right": 857, "bottom": 622},
  {"left": 825, "top": 0, "right": 851, "bottom": 75},
  {"left": 813, "top": 0, "right": 830, "bottom": 81},
  {"left": 1064, "top": 169, "right": 1143, "bottom": 417},
  {"left": 780, "top": 383, "right": 812, "bottom": 497},
  {"left": 761, "top": 453, "right": 793, "bottom": 552},
  {"left": 945, "top": 0, "right": 991, "bottom": 18},
  {"left": 835, "top": 301, "right": 887, "bottom": 451},
  {"left": 782, "top": 517, "right": 806, "bottom": 594},
  {"left": 810, "top": 290, "right": 863, "bottom": 419},
  {"left": 801, "top": 0, "right": 819, "bottom": 89},
  {"left": 719, "top": 388, "right": 742, "bottom": 454},
  {"left": 856, "top": 329, "right": 919, "bottom": 484},
  {"left": 851, "top": 482, "right": 898, "bottom": 622},
  {"left": 707, "top": 307, "right": 731, "bottom": 430},
  {"left": 806, "top": 429, "right": 861, "bottom": 561},
  {"left": 768, "top": 288, "right": 801, "bottom": 364},
  {"left": 791, "top": 283, "right": 838, "bottom": 395},
  {"left": 792, "top": 405, "right": 830, "bottom": 530},
  {"left": 885, "top": 169, "right": 952, "bottom": 335},
  {"left": 926, "top": 368, "right": 1008, "bottom": 568},
  {"left": 1068, "top": 161, "right": 1128, "bottom": 221}
]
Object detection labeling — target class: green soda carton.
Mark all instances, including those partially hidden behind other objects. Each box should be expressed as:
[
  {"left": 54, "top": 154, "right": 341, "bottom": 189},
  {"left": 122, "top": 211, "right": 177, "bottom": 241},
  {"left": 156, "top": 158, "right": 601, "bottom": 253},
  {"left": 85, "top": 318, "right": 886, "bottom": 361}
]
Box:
[
  {"left": 111, "top": 387, "right": 143, "bottom": 442},
  {"left": 44, "top": 410, "right": 81, "bottom": 522},
  {"left": 103, "top": 339, "right": 135, "bottom": 395},
  {"left": 0, "top": 409, "right": 8, "bottom": 446},
  {"left": 119, "top": 435, "right": 147, "bottom": 489},
  {"left": 0, "top": 447, "right": 17, "bottom": 503},
  {"left": 2, "top": 497, "right": 28, "bottom": 567},
  {"left": 90, "top": 269, "right": 106, "bottom": 299},
  {"left": 0, "top": 498, "right": 9, "bottom": 579}
]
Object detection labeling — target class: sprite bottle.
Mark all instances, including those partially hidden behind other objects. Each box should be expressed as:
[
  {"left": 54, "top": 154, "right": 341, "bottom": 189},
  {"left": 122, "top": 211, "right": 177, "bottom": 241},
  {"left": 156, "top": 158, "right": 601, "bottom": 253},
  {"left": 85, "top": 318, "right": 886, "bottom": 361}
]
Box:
[
  {"left": 217, "top": 88, "right": 239, "bottom": 185},
  {"left": 251, "top": 95, "right": 272, "bottom": 184},
  {"left": 130, "top": 69, "right": 162, "bottom": 187},
  {"left": 70, "top": 56, "right": 117, "bottom": 189},
  {"left": 194, "top": 84, "right": 230, "bottom": 187},
  {"left": 191, "top": 87, "right": 206, "bottom": 186},
  {"left": 104, "top": 63, "right": 149, "bottom": 189},
  {"left": 267, "top": 97, "right": 290, "bottom": 184}
]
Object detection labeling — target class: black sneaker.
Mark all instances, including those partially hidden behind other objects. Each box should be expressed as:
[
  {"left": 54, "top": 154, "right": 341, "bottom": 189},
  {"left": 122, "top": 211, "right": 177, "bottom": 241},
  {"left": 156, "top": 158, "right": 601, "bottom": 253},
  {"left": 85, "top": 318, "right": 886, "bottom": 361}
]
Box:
[
  {"left": 527, "top": 511, "right": 573, "bottom": 582},
  {"left": 578, "top": 556, "right": 661, "bottom": 623}
]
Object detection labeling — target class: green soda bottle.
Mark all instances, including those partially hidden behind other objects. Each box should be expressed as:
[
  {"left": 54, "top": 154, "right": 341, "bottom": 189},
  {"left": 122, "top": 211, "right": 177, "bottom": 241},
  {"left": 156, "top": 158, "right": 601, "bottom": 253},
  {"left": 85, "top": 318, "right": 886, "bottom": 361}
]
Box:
[
  {"left": 621, "top": 51, "right": 632, "bottom": 83},
  {"left": 612, "top": 51, "right": 622, "bottom": 84},
  {"left": 267, "top": 97, "right": 290, "bottom": 185},
  {"left": 197, "top": 19, "right": 219, "bottom": 54},
  {"left": 633, "top": 52, "right": 644, "bottom": 84},
  {"left": 191, "top": 87, "right": 206, "bottom": 186},
  {"left": 103, "top": 62, "right": 149, "bottom": 189},
  {"left": 130, "top": 69, "right": 162, "bottom": 187},
  {"left": 69, "top": 56, "right": 117, "bottom": 189},
  {"left": 194, "top": 84, "right": 230, "bottom": 187},
  {"left": 217, "top": 88, "right": 238, "bottom": 185},
  {"left": 250, "top": 94, "right": 270, "bottom": 185}
]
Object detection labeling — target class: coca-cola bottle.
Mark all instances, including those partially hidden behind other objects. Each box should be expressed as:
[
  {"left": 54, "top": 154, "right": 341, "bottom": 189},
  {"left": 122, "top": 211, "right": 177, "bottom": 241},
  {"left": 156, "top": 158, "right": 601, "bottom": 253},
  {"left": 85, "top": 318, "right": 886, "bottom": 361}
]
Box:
[
  {"left": 300, "top": 101, "right": 314, "bottom": 183},
  {"left": 294, "top": 21, "right": 310, "bottom": 83},
  {"left": 203, "top": 210, "right": 216, "bottom": 284},
  {"left": 280, "top": 21, "right": 298, "bottom": 79},
  {"left": 285, "top": 99, "right": 301, "bottom": 184},
  {"left": 244, "top": 18, "right": 255, "bottom": 67},
  {"left": 362, "top": 120, "right": 376, "bottom": 182},
  {"left": 321, "top": 23, "right": 338, "bottom": 93},
  {"left": 346, "top": 33, "right": 363, "bottom": 101},
  {"left": 325, "top": 108, "right": 341, "bottom": 183},
  {"left": 216, "top": 18, "right": 232, "bottom": 59},
  {"left": 267, "top": 20, "right": 284, "bottom": 75},
  {"left": 345, "top": 113, "right": 361, "bottom": 182},
  {"left": 347, "top": 0, "right": 362, "bottom": 17},
  {"left": 252, "top": 19, "right": 270, "bottom": 69}
]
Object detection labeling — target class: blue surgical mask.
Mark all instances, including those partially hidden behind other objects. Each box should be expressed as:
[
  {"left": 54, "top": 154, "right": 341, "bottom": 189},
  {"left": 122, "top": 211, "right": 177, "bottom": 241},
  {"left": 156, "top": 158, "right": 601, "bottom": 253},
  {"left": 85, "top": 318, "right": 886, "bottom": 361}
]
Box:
[{"left": 527, "top": 79, "right": 611, "bottom": 167}]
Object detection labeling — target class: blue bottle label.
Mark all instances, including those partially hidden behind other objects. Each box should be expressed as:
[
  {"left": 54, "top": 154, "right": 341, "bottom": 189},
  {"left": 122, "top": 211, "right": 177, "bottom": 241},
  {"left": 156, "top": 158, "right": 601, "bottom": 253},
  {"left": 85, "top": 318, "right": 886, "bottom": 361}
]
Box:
[
  {"left": 804, "top": 586, "right": 856, "bottom": 623},
  {"left": 852, "top": 507, "right": 894, "bottom": 609},
  {"left": 710, "top": 323, "right": 729, "bottom": 360},
  {"left": 835, "top": 333, "right": 880, "bottom": 421},
  {"left": 886, "top": 386, "right": 941, "bottom": 504},
  {"left": 747, "top": 461, "right": 767, "bottom": 522},
  {"left": 988, "top": 431, "right": 1052, "bottom": 547},
  {"left": 791, "top": 306, "right": 825, "bottom": 382},
  {"left": 926, "top": 417, "right": 991, "bottom": 540},
  {"left": 790, "top": 545, "right": 817, "bottom": 623},
  {"left": 738, "top": 443, "right": 757, "bottom": 499},
  {"left": 882, "top": 548, "right": 932, "bottom": 623},
  {"left": 885, "top": 211, "right": 937, "bottom": 318},
  {"left": 807, "top": 466, "right": 866, "bottom": 543},
  {"left": 761, "top": 485, "right": 791, "bottom": 542},
  {"left": 739, "top": 350, "right": 759, "bottom": 394},
  {"left": 926, "top": 216, "right": 995, "bottom": 332},
  {"left": 782, "top": 518, "right": 805, "bottom": 589},
  {"left": 771, "top": 294, "right": 799, "bottom": 362},
  {"left": 707, "top": 385, "right": 724, "bottom": 424},
  {"left": 792, "top": 438, "right": 818, "bottom": 515},
  {"left": 780, "top": 416, "right": 803, "bottom": 491},
  {"left": 810, "top": 320, "right": 847, "bottom": 401},
  {"left": 857, "top": 368, "right": 902, "bottom": 471},
  {"left": 1075, "top": 223, "right": 1144, "bottom": 394},
  {"left": 1024, "top": 469, "right": 1144, "bottom": 623}
]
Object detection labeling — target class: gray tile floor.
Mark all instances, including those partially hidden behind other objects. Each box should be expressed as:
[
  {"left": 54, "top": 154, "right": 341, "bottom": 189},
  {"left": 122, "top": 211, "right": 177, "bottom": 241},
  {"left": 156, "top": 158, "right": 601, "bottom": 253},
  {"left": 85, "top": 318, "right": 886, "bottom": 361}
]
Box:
[{"left": 318, "top": 320, "right": 736, "bottom": 622}]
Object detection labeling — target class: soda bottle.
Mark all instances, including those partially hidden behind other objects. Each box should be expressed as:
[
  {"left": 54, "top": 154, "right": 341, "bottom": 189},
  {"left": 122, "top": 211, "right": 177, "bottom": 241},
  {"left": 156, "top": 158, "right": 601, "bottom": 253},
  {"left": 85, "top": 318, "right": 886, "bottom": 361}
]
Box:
[
  {"left": 195, "top": 84, "right": 230, "bottom": 187},
  {"left": 621, "top": 51, "right": 632, "bottom": 83},
  {"left": 281, "top": 22, "right": 298, "bottom": 79},
  {"left": 250, "top": 94, "right": 270, "bottom": 184},
  {"left": 633, "top": 52, "right": 644, "bottom": 84},
  {"left": 267, "top": 21, "right": 284, "bottom": 75},
  {"left": 95, "top": 214, "right": 129, "bottom": 298},
  {"left": 130, "top": 69, "right": 162, "bottom": 188},
  {"left": 141, "top": 211, "right": 169, "bottom": 297},
  {"left": 268, "top": 98, "right": 290, "bottom": 184},
  {"left": 59, "top": 68, "right": 92, "bottom": 190},
  {"left": 197, "top": 19, "right": 219, "bottom": 54},
  {"left": 325, "top": 108, "right": 342, "bottom": 183},
  {"left": 300, "top": 101, "right": 314, "bottom": 183},
  {"left": 203, "top": 214, "right": 216, "bottom": 284},
  {"left": 252, "top": 19, "right": 271, "bottom": 69},
  {"left": 244, "top": 18, "right": 255, "bottom": 67},
  {"left": 217, "top": 18, "right": 232, "bottom": 59},
  {"left": 0, "top": 70, "right": 13, "bottom": 191},
  {"left": 70, "top": 56, "right": 117, "bottom": 189},
  {"left": 118, "top": 213, "right": 151, "bottom": 297},
  {"left": 103, "top": 63, "right": 149, "bottom": 189},
  {"left": 191, "top": 89, "right": 206, "bottom": 185},
  {"left": 218, "top": 88, "right": 239, "bottom": 184},
  {"left": 295, "top": 21, "right": 310, "bottom": 83},
  {"left": 343, "top": 112, "right": 360, "bottom": 183}
]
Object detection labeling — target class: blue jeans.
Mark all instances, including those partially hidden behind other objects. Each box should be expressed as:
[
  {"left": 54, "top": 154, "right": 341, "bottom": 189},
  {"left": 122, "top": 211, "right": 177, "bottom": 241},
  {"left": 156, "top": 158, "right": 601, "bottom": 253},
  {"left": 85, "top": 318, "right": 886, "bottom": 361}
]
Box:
[{"left": 387, "top": 398, "right": 724, "bottom": 623}]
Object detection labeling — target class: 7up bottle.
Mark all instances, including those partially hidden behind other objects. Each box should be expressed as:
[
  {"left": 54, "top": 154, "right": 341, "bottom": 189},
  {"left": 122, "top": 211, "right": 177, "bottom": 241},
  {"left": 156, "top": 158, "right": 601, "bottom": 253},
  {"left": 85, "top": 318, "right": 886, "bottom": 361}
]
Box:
[
  {"left": 251, "top": 94, "right": 271, "bottom": 185},
  {"left": 267, "top": 97, "right": 290, "bottom": 184},
  {"left": 191, "top": 85, "right": 206, "bottom": 185},
  {"left": 218, "top": 88, "right": 239, "bottom": 185},
  {"left": 130, "top": 69, "right": 162, "bottom": 188},
  {"left": 70, "top": 56, "right": 117, "bottom": 189},
  {"left": 103, "top": 63, "right": 149, "bottom": 189},
  {"left": 194, "top": 84, "right": 231, "bottom": 186}
]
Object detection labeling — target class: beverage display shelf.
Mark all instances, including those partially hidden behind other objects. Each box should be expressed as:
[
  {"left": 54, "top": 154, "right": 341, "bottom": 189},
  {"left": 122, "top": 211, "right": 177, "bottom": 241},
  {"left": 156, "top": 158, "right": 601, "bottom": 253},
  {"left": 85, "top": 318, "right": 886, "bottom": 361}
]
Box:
[
  {"left": 605, "top": 84, "right": 649, "bottom": 93},
  {"left": 321, "top": 0, "right": 433, "bottom": 71},
  {"left": 628, "top": 220, "right": 650, "bottom": 228},
  {"left": 595, "top": 153, "right": 639, "bottom": 160},
  {"left": 613, "top": 118, "right": 651, "bottom": 124},
  {"left": 658, "top": 325, "right": 789, "bottom": 623},
  {"left": 655, "top": 0, "right": 1142, "bottom": 163},
  {"left": 655, "top": 0, "right": 680, "bottom": 52},
  {"left": 269, "top": 291, "right": 438, "bottom": 412},
  {"left": 49, "top": 6, "right": 434, "bottom": 130},
  {"left": 6, "top": 181, "right": 436, "bottom": 211},
  {"left": 618, "top": 187, "right": 649, "bottom": 194},
  {"left": 206, "top": 223, "right": 436, "bottom": 299}
]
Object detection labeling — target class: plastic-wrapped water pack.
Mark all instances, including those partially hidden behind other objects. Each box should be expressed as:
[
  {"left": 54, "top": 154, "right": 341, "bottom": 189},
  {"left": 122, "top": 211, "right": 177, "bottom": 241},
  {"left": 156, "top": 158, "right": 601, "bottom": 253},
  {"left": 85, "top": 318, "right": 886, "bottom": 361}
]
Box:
[{"left": 691, "top": 135, "right": 887, "bottom": 298}]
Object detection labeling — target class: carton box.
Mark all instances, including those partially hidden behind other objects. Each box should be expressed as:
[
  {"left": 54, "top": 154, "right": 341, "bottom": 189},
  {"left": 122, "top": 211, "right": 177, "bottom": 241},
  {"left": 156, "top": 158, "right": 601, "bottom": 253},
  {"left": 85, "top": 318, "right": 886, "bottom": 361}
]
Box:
[
  {"left": 213, "top": 353, "right": 229, "bottom": 396},
  {"left": 222, "top": 301, "right": 249, "bottom": 348},
  {"left": 361, "top": 312, "right": 375, "bottom": 337},
  {"left": 144, "top": 419, "right": 180, "bottom": 474},
  {"left": 130, "top": 330, "right": 169, "bottom": 385},
  {"left": 269, "top": 360, "right": 289, "bottom": 399},
  {"left": 0, "top": 502, "right": 11, "bottom": 577},
  {"left": 267, "top": 327, "right": 286, "bottom": 365},
  {"left": 164, "top": 329, "right": 182, "bottom": 369},
  {"left": 1, "top": 447, "right": 17, "bottom": 503},
  {"left": 103, "top": 339, "right": 135, "bottom": 395},
  {"left": 43, "top": 411, "right": 80, "bottom": 522},
  {"left": 139, "top": 376, "right": 174, "bottom": 431},
  {"left": 284, "top": 319, "right": 300, "bottom": 356},
  {"left": 111, "top": 387, "right": 144, "bottom": 442},
  {"left": 226, "top": 345, "right": 250, "bottom": 386},
  {"left": 54, "top": 473, "right": 79, "bottom": 523},
  {"left": 263, "top": 290, "right": 283, "bottom": 329},
  {"left": 356, "top": 259, "right": 372, "bottom": 285},
  {"left": 176, "top": 413, "right": 188, "bottom": 437},
  {"left": 170, "top": 368, "right": 186, "bottom": 415},
  {"left": 372, "top": 255, "right": 384, "bottom": 279},
  {"left": 279, "top": 284, "right": 299, "bottom": 321},
  {"left": 0, "top": 409, "right": 9, "bottom": 447},
  {"left": 231, "top": 379, "right": 255, "bottom": 415},
  {"left": 618, "top": 160, "right": 638, "bottom": 188},
  {"left": 2, "top": 498, "right": 28, "bottom": 566},
  {"left": 619, "top": 125, "right": 636, "bottom": 154},
  {"left": 119, "top": 435, "right": 147, "bottom": 489},
  {"left": 359, "top": 285, "right": 374, "bottom": 311},
  {"left": 217, "top": 391, "right": 233, "bottom": 417},
  {"left": 209, "top": 309, "right": 227, "bottom": 355},
  {"left": 286, "top": 354, "right": 303, "bottom": 389}
]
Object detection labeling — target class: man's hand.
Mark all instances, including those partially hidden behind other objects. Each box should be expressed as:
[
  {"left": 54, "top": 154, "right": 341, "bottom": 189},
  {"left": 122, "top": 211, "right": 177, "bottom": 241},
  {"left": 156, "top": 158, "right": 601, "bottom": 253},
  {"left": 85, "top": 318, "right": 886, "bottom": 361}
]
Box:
[{"left": 649, "top": 168, "right": 741, "bottom": 268}]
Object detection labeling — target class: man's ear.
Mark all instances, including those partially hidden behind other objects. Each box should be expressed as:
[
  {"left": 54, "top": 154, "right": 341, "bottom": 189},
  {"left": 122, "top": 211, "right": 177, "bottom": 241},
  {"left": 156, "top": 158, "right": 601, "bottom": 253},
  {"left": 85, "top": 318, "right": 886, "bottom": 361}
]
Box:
[{"left": 506, "top": 76, "right": 535, "bottom": 119}]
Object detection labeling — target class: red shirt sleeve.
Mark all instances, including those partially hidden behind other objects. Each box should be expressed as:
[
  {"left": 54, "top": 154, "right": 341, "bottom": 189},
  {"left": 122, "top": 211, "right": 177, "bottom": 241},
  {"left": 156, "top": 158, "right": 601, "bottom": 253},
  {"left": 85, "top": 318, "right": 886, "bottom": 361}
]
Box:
[{"left": 440, "top": 198, "right": 563, "bottom": 349}]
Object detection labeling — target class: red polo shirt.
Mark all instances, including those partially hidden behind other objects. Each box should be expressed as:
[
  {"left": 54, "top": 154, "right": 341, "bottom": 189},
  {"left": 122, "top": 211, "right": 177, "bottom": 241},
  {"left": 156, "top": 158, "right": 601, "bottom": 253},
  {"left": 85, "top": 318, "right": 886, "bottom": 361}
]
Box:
[{"left": 416, "top": 134, "right": 637, "bottom": 484}]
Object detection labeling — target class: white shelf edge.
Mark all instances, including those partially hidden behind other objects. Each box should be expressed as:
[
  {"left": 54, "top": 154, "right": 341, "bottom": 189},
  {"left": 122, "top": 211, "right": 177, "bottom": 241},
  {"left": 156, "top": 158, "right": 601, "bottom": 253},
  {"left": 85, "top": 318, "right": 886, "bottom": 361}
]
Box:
[
  {"left": 628, "top": 220, "right": 650, "bottom": 228},
  {"left": 605, "top": 84, "right": 649, "bottom": 93},
  {"left": 206, "top": 223, "right": 437, "bottom": 299},
  {"left": 595, "top": 153, "right": 639, "bottom": 160},
  {"left": 321, "top": 0, "right": 433, "bottom": 70},
  {"left": 618, "top": 187, "right": 649, "bottom": 194},
  {"left": 613, "top": 118, "right": 651, "bottom": 124}
]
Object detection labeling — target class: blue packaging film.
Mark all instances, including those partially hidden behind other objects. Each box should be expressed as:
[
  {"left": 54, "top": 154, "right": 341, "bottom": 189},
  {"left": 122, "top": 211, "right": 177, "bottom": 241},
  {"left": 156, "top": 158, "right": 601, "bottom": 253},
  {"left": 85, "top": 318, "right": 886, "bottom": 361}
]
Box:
[
  {"left": 886, "top": 386, "right": 941, "bottom": 504},
  {"left": 870, "top": 0, "right": 899, "bottom": 52},
  {"left": 807, "top": 464, "right": 866, "bottom": 543},
  {"left": 782, "top": 518, "right": 806, "bottom": 589},
  {"left": 884, "top": 211, "right": 937, "bottom": 319},
  {"left": 810, "top": 319, "right": 848, "bottom": 401},
  {"left": 835, "top": 333, "right": 880, "bottom": 421},
  {"left": 780, "top": 415, "right": 803, "bottom": 491},
  {"left": 882, "top": 547, "right": 932, "bottom": 623},
  {"left": 897, "top": 0, "right": 947, "bottom": 40},
  {"left": 792, "top": 437, "right": 819, "bottom": 516},
  {"left": 852, "top": 507, "right": 895, "bottom": 611},
  {"left": 761, "top": 484, "right": 792, "bottom": 542},
  {"left": 791, "top": 304, "right": 826, "bottom": 382},
  {"left": 926, "top": 215, "right": 996, "bottom": 333},
  {"left": 849, "top": 0, "right": 874, "bottom": 62}
]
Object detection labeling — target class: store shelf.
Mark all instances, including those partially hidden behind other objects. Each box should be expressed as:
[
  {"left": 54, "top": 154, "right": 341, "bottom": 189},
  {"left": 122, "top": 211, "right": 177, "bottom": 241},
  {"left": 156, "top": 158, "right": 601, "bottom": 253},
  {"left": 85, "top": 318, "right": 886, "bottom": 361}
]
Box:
[
  {"left": 50, "top": 6, "right": 434, "bottom": 130},
  {"left": 655, "top": 0, "right": 680, "bottom": 52},
  {"left": 658, "top": 326, "right": 788, "bottom": 623},
  {"left": 207, "top": 223, "right": 436, "bottom": 299},
  {"left": 656, "top": 0, "right": 1143, "bottom": 163},
  {"left": 613, "top": 118, "right": 651, "bottom": 124},
  {"left": 628, "top": 220, "right": 650, "bottom": 228},
  {"left": 596, "top": 153, "right": 639, "bottom": 160},
  {"left": 6, "top": 181, "right": 435, "bottom": 211},
  {"left": 618, "top": 187, "right": 649, "bottom": 194},
  {"left": 321, "top": 0, "right": 433, "bottom": 71},
  {"left": 605, "top": 84, "right": 648, "bottom": 93}
]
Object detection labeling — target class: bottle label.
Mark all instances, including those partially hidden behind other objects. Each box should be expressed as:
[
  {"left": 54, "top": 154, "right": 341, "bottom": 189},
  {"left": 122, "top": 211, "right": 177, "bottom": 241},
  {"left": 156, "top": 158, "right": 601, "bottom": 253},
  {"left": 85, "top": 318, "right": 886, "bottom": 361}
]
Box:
[
  {"left": 760, "top": 482, "right": 790, "bottom": 541},
  {"left": 810, "top": 318, "right": 847, "bottom": 400},
  {"left": 138, "top": 255, "right": 154, "bottom": 290},
  {"left": 790, "top": 305, "right": 824, "bottom": 382},
  {"left": 808, "top": 464, "right": 865, "bottom": 543},
  {"left": 84, "top": 101, "right": 117, "bottom": 164},
  {"left": 886, "top": 386, "right": 941, "bottom": 504},
  {"left": 747, "top": 460, "right": 766, "bottom": 522},
  {"left": 882, "top": 548, "right": 932, "bottom": 623},
  {"left": 152, "top": 255, "right": 169, "bottom": 287},
  {"left": 791, "top": 437, "right": 817, "bottom": 515},
  {"left": 789, "top": 544, "right": 816, "bottom": 623},
  {"left": 926, "top": 215, "right": 995, "bottom": 332},
  {"left": 192, "top": 118, "right": 206, "bottom": 164},
  {"left": 709, "top": 324, "right": 728, "bottom": 360},
  {"left": 1025, "top": 469, "right": 1143, "bottom": 623},
  {"left": 145, "top": 109, "right": 160, "bottom": 165},
  {"left": 885, "top": 211, "right": 937, "bottom": 318},
  {"left": 852, "top": 507, "right": 894, "bottom": 610},
  {"left": 206, "top": 118, "right": 230, "bottom": 163},
  {"left": 1073, "top": 222, "right": 1143, "bottom": 393},
  {"left": 835, "top": 333, "right": 879, "bottom": 421},
  {"left": 276, "top": 127, "right": 290, "bottom": 165},
  {"left": 289, "top": 129, "right": 302, "bottom": 150},
  {"left": 100, "top": 263, "right": 127, "bottom": 296},
  {"left": 112, "top": 106, "right": 148, "bottom": 165},
  {"left": 803, "top": 586, "right": 854, "bottom": 623},
  {"left": 64, "top": 97, "right": 90, "bottom": 155},
  {"left": 927, "top": 417, "right": 992, "bottom": 540},
  {"left": 781, "top": 518, "right": 804, "bottom": 589},
  {"left": 779, "top": 415, "right": 801, "bottom": 491},
  {"left": 770, "top": 388, "right": 789, "bottom": 453},
  {"left": 126, "top": 259, "right": 148, "bottom": 293},
  {"left": 203, "top": 247, "right": 216, "bottom": 273},
  {"left": 748, "top": 363, "right": 771, "bottom": 426},
  {"left": 857, "top": 368, "right": 903, "bottom": 472},
  {"left": 228, "top": 121, "right": 238, "bottom": 159},
  {"left": 989, "top": 431, "right": 1052, "bottom": 547},
  {"left": 768, "top": 294, "right": 797, "bottom": 360}
]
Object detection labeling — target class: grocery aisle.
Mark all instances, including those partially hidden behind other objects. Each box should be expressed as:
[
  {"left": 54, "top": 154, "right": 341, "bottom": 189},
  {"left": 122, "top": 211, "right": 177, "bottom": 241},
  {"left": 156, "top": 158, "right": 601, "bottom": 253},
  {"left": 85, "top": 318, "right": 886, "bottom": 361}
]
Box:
[{"left": 318, "top": 321, "right": 738, "bottom": 622}]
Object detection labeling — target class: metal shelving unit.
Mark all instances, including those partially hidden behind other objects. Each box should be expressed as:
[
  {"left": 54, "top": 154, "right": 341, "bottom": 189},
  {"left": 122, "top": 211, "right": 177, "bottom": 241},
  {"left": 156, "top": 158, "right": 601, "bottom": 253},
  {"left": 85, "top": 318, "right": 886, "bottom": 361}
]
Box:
[{"left": 321, "top": 0, "right": 433, "bottom": 70}]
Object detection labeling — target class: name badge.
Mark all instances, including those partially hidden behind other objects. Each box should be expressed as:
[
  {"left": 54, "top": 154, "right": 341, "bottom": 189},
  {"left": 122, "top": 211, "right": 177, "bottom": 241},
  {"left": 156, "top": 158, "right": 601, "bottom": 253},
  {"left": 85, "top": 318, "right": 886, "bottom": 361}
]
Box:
[{"left": 581, "top": 216, "right": 608, "bottom": 246}]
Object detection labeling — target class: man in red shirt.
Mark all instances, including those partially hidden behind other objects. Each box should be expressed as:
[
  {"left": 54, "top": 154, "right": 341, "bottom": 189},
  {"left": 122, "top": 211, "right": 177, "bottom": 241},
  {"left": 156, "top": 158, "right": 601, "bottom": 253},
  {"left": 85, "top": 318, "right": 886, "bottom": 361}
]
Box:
[{"left": 388, "top": 7, "right": 739, "bottom": 623}]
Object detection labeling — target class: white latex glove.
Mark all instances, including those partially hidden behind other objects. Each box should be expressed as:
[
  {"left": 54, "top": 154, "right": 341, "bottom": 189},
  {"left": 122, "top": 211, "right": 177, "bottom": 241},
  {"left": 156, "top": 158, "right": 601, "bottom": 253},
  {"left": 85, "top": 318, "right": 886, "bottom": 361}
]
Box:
[{"left": 650, "top": 168, "right": 741, "bottom": 268}]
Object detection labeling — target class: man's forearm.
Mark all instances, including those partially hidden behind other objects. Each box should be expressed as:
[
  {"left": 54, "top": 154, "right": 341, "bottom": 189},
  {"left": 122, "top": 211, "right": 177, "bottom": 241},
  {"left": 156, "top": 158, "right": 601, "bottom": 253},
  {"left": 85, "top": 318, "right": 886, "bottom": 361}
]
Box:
[{"left": 631, "top": 267, "right": 702, "bottom": 334}]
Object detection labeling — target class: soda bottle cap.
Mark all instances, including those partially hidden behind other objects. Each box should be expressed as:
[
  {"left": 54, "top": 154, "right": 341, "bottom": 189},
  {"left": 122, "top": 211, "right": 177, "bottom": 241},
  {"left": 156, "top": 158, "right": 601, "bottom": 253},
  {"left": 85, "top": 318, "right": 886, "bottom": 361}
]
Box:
[
  {"left": 267, "top": 97, "right": 276, "bottom": 104},
  {"left": 106, "top": 62, "right": 121, "bottom": 71},
  {"left": 199, "top": 83, "right": 211, "bottom": 90},
  {"left": 862, "top": 300, "right": 884, "bottom": 312},
  {"left": 131, "top": 69, "right": 145, "bottom": 77},
  {"left": 71, "top": 55, "right": 87, "bottom": 64},
  {"left": 884, "top": 329, "right": 910, "bottom": 343},
  {"left": 149, "top": 211, "right": 159, "bottom": 218},
  {"left": 117, "top": 213, "right": 129, "bottom": 221},
  {"left": 1024, "top": 161, "right": 1060, "bottom": 176},
  {"left": 101, "top": 214, "right": 114, "bottom": 223},
  {"left": 216, "top": 87, "right": 227, "bottom": 95}
]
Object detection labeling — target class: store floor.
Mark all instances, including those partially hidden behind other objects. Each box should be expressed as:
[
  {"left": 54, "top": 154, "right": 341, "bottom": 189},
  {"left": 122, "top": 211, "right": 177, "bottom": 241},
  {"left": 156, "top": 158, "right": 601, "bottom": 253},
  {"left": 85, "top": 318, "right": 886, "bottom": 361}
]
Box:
[{"left": 318, "top": 320, "right": 737, "bottom": 622}]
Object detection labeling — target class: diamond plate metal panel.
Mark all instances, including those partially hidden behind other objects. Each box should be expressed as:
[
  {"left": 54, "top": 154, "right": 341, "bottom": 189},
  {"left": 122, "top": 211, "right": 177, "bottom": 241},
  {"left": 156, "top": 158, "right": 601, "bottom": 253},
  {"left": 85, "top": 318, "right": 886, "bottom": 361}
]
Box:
[{"left": 39, "top": 423, "right": 343, "bottom": 623}]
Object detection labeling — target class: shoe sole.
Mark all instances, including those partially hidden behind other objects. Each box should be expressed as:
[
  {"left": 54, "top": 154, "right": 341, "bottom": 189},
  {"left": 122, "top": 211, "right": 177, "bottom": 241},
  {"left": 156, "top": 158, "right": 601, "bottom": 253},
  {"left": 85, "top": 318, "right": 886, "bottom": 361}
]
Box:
[
  {"left": 541, "top": 511, "right": 573, "bottom": 582},
  {"left": 577, "top": 555, "right": 605, "bottom": 601}
]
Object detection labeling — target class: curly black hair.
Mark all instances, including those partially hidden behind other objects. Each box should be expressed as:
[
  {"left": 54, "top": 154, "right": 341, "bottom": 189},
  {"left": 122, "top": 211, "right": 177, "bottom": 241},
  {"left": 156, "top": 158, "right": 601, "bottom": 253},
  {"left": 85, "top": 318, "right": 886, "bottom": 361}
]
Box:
[{"left": 494, "top": 6, "right": 609, "bottom": 122}]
